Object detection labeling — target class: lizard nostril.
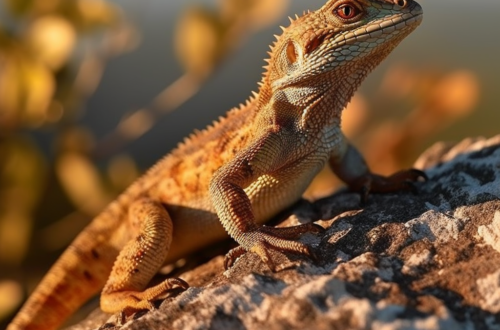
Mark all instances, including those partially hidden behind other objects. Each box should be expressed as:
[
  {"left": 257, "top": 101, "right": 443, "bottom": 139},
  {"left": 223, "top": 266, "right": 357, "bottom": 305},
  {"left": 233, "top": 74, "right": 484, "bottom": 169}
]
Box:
[{"left": 396, "top": 0, "right": 407, "bottom": 8}]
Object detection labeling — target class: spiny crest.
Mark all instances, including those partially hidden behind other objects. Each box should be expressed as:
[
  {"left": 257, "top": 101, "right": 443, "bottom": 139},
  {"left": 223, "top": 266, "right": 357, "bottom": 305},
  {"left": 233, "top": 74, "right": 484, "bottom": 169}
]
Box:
[
  {"left": 171, "top": 94, "right": 258, "bottom": 154},
  {"left": 266, "top": 8, "right": 318, "bottom": 58},
  {"left": 139, "top": 92, "right": 255, "bottom": 186},
  {"left": 258, "top": 10, "right": 312, "bottom": 79}
]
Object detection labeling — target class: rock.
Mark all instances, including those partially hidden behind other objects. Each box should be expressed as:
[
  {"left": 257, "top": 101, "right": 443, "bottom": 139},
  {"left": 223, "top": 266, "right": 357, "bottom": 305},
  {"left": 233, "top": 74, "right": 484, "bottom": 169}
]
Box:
[{"left": 67, "top": 136, "right": 500, "bottom": 330}]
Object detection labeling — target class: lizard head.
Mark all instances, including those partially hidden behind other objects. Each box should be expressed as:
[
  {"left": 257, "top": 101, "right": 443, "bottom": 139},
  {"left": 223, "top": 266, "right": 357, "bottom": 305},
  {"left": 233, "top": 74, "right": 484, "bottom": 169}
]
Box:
[{"left": 264, "top": 0, "right": 423, "bottom": 101}]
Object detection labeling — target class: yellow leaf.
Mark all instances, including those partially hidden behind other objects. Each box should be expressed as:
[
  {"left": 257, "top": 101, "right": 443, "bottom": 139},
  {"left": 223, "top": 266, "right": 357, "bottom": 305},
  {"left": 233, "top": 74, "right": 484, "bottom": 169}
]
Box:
[
  {"left": 107, "top": 154, "right": 139, "bottom": 191},
  {"left": 0, "top": 137, "right": 46, "bottom": 264},
  {"left": 4, "top": 0, "right": 61, "bottom": 17},
  {"left": 21, "top": 57, "right": 56, "bottom": 127},
  {"left": 0, "top": 280, "right": 23, "bottom": 320},
  {"left": 431, "top": 70, "right": 479, "bottom": 118},
  {"left": 220, "top": 0, "right": 289, "bottom": 30},
  {"left": 0, "top": 53, "right": 55, "bottom": 127},
  {"left": 174, "top": 7, "right": 224, "bottom": 78},
  {"left": 26, "top": 15, "right": 76, "bottom": 70},
  {"left": 56, "top": 152, "right": 111, "bottom": 215},
  {"left": 57, "top": 126, "right": 95, "bottom": 154},
  {"left": 0, "top": 137, "right": 47, "bottom": 210},
  {"left": 117, "top": 108, "right": 154, "bottom": 140},
  {"left": 0, "top": 211, "right": 32, "bottom": 265},
  {"left": 0, "top": 54, "right": 22, "bottom": 128},
  {"left": 76, "top": 0, "right": 120, "bottom": 29}
]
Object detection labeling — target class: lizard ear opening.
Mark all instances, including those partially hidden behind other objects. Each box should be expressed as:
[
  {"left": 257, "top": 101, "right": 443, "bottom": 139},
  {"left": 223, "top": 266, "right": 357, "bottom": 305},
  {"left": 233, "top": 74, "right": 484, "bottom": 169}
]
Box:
[{"left": 286, "top": 40, "right": 298, "bottom": 65}]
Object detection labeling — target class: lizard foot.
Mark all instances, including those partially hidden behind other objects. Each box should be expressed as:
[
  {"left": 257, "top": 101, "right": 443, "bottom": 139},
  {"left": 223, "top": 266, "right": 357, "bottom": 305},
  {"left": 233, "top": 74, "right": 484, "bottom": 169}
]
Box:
[
  {"left": 108, "top": 277, "right": 189, "bottom": 325},
  {"left": 225, "top": 223, "right": 323, "bottom": 272},
  {"left": 350, "top": 169, "right": 427, "bottom": 203}
]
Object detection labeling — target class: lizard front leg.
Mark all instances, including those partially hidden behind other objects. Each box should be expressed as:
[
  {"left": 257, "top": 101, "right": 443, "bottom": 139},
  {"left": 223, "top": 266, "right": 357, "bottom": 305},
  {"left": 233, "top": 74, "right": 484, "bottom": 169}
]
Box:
[
  {"left": 210, "top": 131, "right": 323, "bottom": 272},
  {"left": 100, "top": 198, "right": 188, "bottom": 322},
  {"left": 329, "top": 139, "right": 426, "bottom": 202}
]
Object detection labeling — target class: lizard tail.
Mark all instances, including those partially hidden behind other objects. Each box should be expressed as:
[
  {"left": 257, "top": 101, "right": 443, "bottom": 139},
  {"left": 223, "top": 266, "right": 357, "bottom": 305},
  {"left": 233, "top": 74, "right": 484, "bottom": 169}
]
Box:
[{"left": 7, "top": 218, "right": 119, "bottom": 330}]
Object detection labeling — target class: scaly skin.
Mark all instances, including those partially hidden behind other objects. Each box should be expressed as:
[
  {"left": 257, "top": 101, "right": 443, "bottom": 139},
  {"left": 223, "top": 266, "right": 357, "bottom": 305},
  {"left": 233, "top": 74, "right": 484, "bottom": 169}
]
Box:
[{"left": 8, "top": 0, "right": 423, "bottom": 329}]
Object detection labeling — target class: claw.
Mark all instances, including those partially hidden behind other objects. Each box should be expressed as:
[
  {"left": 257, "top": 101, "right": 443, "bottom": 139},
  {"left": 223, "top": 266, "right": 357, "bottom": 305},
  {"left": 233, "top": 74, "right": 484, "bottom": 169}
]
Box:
[
  {"left": 261, "top": 222, "right": 325, "bottom": 239},
  {"left": 306, "top": 245, "right": 320, "bottom": 264},
  {"left": 118, "top": 311, "right": 126, "bottom": 326},
  {"left": 389, "top": 168, "right": 427, "bottom": 183},
  {"left": 411, "top": 169, "right": 428, "bottom": 181},
  {"left": 250, "top": 240, "right": 277, "bottom": 271},
  {"left": 350, "top": 168, "right": 427, "bottom": 201},
  {"left": 359, "top": 176, "right": 373, "bottom": 205},
  {"left": 226, "top": 222, "right": 321, "bottom": 272},
  {"left": 168, "top": 278, "right": 189, "bottom": 292},
  {"left": 310, "top": 223, "right": 326, "bottom": 234},
  {"left": 224, "top": 246, "right": 247, "bottom": 270}
]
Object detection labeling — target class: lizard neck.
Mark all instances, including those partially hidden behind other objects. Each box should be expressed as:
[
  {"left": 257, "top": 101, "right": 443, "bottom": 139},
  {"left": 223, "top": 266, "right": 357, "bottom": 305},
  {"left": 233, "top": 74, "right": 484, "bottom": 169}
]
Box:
[{"left": 255, "top": 64, "right": 371, "bottom": 134}]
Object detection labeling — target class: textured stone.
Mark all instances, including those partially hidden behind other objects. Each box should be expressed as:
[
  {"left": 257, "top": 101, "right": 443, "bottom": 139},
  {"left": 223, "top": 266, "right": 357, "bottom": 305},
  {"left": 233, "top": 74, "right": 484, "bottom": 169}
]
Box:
[{"left": 67, "top": 135, "right": 500, "bottom": 330}]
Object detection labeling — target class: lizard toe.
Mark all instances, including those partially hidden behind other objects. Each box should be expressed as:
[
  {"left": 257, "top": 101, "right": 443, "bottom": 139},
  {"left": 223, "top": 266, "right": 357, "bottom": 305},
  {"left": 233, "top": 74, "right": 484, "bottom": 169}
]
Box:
[
  {"left": 260, "top": 222, "right": 325, "bottom": 239},
  {"left": 245, "top": 228, "right": 318, "bottom": 271},
  {"left": 224, "top": 246, "right": 247, "bottom": 270}
]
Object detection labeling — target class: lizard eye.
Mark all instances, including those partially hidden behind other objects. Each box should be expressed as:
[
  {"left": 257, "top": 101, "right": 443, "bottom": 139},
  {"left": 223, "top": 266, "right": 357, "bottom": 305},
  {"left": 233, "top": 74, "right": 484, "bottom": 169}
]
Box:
[{"left": 335, "top": 4, "right": 361, "bottom": 20}]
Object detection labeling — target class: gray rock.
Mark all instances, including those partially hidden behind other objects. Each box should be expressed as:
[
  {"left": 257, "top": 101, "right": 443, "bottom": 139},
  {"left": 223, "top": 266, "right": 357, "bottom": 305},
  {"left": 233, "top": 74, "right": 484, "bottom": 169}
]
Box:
[{"left": 68, "top": 135, "right": 500, "bottom": 330}]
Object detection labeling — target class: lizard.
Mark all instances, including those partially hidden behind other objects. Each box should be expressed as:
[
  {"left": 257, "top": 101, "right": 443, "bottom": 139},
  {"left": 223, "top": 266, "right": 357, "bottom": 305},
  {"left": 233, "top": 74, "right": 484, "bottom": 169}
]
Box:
[{"left": 8, "top": 0, "right": 423, "bottom": 329}]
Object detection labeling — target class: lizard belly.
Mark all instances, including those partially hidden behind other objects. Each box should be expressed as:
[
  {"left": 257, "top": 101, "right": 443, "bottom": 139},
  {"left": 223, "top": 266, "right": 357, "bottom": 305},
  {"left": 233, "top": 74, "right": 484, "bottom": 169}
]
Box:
[{"left": 246, "top": 151, "right": 329, "bottom": 224}]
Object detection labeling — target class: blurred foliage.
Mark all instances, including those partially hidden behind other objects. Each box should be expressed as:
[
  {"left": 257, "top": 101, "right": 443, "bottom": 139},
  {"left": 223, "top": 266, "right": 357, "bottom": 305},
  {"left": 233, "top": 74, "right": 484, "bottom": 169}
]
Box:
[
  {"left": 175, "top": 0, "right": 289, "bottom": 78},
  {"left": 0, "top": 0, "right": 133, "bottom": 131},
  {"left": 0, "top": 0, "right": 138, "bottom": 322},
  {"left": 0, "top": 0, "right": 481, "bottom": 326}
]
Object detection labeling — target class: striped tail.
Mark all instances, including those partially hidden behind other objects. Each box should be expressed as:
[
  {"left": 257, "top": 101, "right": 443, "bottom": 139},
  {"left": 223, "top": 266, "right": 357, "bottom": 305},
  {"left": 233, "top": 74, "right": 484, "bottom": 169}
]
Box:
[{"left": 7, "top": 220, "right": 119, "bottom": 330}]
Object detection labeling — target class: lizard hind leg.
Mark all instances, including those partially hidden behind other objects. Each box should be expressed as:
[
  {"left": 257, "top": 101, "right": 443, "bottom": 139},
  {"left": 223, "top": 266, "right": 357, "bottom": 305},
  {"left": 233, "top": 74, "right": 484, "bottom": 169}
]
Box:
[{"left": 100, "top": 198, "right": 188, "bottom": 321}]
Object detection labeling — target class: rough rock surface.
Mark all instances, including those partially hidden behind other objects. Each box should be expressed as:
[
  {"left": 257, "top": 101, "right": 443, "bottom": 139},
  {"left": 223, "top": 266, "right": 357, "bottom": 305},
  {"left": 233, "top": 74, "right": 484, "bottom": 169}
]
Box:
[{"left": 68, "top": 136, "right": 500, "bottom": 330}]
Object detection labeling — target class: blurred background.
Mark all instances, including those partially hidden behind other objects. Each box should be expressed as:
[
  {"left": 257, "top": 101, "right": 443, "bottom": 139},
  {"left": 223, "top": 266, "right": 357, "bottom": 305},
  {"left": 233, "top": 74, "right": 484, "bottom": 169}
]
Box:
[{"left": 0, "top": 0, "right": 499, "bottom": 326}]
